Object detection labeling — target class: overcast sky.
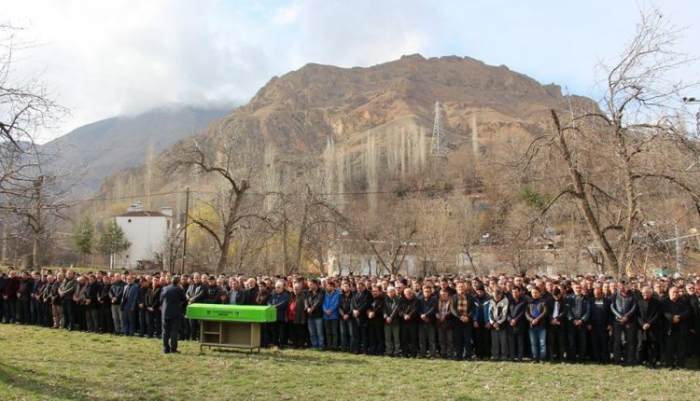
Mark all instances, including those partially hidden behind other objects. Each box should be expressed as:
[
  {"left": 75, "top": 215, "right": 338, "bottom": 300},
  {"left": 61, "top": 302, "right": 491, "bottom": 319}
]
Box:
[{"left": 4, "top": 0, "right": 699, "bottom": 142}]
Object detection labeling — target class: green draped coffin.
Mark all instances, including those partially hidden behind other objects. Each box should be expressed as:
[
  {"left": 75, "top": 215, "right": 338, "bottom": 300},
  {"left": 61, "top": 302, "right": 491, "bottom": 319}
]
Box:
[{"left": 186, "top": 304, "right": 276, "bottom": 323}]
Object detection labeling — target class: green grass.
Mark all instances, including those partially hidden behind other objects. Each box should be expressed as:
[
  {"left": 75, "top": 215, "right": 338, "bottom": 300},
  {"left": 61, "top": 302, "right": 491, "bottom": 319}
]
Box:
[{"left": 0, "top": 324, "right": 696, "bottom": 401}]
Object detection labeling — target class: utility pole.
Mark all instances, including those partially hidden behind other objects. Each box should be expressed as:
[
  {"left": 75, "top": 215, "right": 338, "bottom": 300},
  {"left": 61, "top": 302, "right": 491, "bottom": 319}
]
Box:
[
  {"left": 430, "top": 101, "right": 447, "bottom": 157},
  {"left": 682, "top": 97, "right": 699, "bottom": 137},
  {"left": 180, "top": 188, "right": 190, "bottom": 275},
  {"left": 32, "top": 176, "right": 44, "bottom": 270},
  {"left": 1, "top": 221, "right": 6, "bottom": 266},
  {"left": 675, "top": 223, "right": 683, "bottom": 274}
]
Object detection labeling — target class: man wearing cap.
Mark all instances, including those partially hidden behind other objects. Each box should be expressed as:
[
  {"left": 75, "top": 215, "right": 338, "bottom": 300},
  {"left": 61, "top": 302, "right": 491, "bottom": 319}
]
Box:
[
  {"left": 548, "top": 287, "right": 569, "bottom": 363},
  {"left": 472, "top": 283, "right": 491, "bottom": 359},
  {"left": 203, "top": 276, "right": 221, "bottom": 304},
  {"left": 160, "top": 275, "right": 187, "bottom": 354}
]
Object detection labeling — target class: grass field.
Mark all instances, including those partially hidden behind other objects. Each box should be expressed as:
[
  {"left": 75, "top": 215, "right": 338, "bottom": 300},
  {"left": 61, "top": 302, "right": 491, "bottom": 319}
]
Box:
[{"left": 0, "top": 324, "right": 697, "bottom": 401}]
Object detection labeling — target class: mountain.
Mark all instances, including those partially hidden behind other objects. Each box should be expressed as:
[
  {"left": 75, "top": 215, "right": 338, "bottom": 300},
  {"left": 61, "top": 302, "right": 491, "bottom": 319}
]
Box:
[
  {"left": 97, "top": 54, "right": 598, "bottom": 201},
  {"left": 176, "top": 54, "right": 594, "bottom": 157},
  {"left": 41, "top": 105, "right": 231, "bottom": 192}
]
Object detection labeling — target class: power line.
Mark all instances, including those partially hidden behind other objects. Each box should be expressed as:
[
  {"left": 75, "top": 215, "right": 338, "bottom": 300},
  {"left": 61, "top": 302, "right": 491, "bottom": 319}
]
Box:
[
  {"left": 59, "top": 167, "right": 700, "bottom": 204},
  {"left": 73, "top": 190, "right": 185, "bottom": 204}
]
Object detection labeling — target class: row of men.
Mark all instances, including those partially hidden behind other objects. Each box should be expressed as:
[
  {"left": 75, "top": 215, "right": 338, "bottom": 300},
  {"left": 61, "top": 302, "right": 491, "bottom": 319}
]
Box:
[{"left": 2, "top": 268, "right": 699, "bottom": 369}]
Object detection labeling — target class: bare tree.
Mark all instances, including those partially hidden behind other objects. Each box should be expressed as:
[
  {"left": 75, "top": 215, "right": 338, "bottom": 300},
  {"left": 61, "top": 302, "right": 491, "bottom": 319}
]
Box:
[
  {"left": 165, "top": 123, "right": 262, "bottom": 274},
  {"left": 350, "top": 195, "right": 418, "bottom": 275},
  {"left": 451, "top": 194, "right": 490, "bottom": 276},
  {"left": 0, "top": 25, "right": 71, "bottom": 268},
  {"left": 0, "top": 25, "right": 66, "bottom": 194},
  {"left": 525, "top": 8, "right": 700, "bottom": 277}
]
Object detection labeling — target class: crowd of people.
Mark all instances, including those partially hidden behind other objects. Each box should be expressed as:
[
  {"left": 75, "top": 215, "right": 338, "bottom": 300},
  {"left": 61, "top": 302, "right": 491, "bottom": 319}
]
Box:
[{"left": 2, "top": 267, "right": 700, "bottom": 369}]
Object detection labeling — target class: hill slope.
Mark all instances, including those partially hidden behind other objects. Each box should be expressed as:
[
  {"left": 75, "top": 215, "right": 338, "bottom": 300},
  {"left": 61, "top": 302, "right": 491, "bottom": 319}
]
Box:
[{"left": 42, "top": 105, "right": 231, "bottom": 192}]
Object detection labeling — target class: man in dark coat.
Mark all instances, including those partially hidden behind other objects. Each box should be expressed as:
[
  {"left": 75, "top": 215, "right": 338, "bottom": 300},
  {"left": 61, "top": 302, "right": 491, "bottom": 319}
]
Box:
[
  {"left": 160, "top": 275, "right": 187, "bottom": 354},
  {"left": 548, "top": 287, "right": 569, "bottom": 363},
  {"left": 588, "top": 283, "right": 613, "bottom": 364},
  {"left": 663, "top": 285, "right": 690, "bottom": 369},
  {"left": 637, "top": 285, "right": 660, "bottom": 368},
  {"left": 400, "top": 287, "right": 420, "bottom": 358},
  {"left": 506, "top": 286, "right": 527, "bottom": 362},
  {"left": 2, "top": 270, "right": 19, "bottom": 324},
  {"left": 566, "top": 283, "right": 589, "bottom": 363},
  {"left": 350, "top": 280, "right": 371, "bottom": 354}
]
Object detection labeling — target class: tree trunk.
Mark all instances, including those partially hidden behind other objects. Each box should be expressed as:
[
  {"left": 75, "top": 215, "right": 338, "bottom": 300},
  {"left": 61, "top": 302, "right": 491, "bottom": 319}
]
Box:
[
  {"left": 294, "top": 201, "right": 309, "bottom": 274},
  {"left": 282, "top": 209, "right": 289, "bottom": 275},
  {"left": 552, "top": 111, "right": 620, "bottom": 275},
  {"left": 216, "top": 191, "right": 244, "bottom": 275}
]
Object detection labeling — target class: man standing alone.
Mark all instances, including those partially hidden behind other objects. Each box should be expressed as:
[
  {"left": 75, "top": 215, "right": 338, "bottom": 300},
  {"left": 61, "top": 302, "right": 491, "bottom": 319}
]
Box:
[{"left": 161, "top": 275, "right": 187, "bottom": 354}]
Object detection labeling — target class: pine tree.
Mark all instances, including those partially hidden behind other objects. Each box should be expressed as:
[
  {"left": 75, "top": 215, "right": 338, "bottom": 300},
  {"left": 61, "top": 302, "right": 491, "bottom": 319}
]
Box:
[
  {"left": 98, "top": 220, "right": 131, "bottom": 269},
  {"left": 73, "top": 217, "right": 94, "bottom": 266}
]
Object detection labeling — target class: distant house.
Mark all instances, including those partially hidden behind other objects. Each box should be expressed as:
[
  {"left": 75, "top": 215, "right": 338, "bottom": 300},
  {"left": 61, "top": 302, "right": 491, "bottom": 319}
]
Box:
[{"left": 114, "top": 203, "right": 174, "bottom": 269}]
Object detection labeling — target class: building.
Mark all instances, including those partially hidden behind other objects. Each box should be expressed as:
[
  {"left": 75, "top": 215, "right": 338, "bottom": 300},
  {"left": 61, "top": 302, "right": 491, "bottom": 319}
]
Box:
[{"left": 114, "top": 202, "right": 173, "bottom": 269}]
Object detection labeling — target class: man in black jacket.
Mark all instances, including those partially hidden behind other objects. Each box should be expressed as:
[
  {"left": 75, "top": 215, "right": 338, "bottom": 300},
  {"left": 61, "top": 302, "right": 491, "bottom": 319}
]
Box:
[
  {"left": 350, "top": 281, "right": 371, "bottom": 354},
  {"left": 146, "top": 278, "right": 163, "bottom": 338},
  {"left": 203, "top": 276, "right": 221, "bottom": 304},
  {"left": 305, "top": 279, "right": 325, "bottom": 350},
  {"left": 98, "top": 275, "right": 113, "bottom": 333},
  {"left": 566, "top": 283, "right": 589, "bottom": 363},
  {"left": 548, "top": 288, "right": 569, "bottom": 363},
  {"left": 161, "top": 275, "right": 187, "bottom": 354},
  {"left": 338, "top": 281, "right": 354, "bottom": 352},
  {"left": 40, "top": 275, "right": 55, "bottom": 327},
  {"left": 58, "top": 271, "right": 77, "bottom": 330},
  {"left": 401, "top": 288, "right": 420, "bottom": 358},
  {"left": 637, "top": 285, "right": 660, "bottom": 368},
  {"left": 367, "top": 284, "right": 385, "bottom": 355},
  {"left": 83, "top": 275, "right": 101, "bottom": 333},
  {"left": 418, "top": 286, "right": 437, "bottom": 358},
  {"left": 588, "top": 283, "right": 612, "bottom": 364},
  {"left": 687, "top": 280, "right": 700, "bottom": 368},
  {"left": 663, "top": 286, "right": 690, "bottom": 369},
  {"left": 506, "top": 286, "right": 527, "bottom": 362},
  {"left": 136, "top": 278, "right": 150, "bottom": 337}
]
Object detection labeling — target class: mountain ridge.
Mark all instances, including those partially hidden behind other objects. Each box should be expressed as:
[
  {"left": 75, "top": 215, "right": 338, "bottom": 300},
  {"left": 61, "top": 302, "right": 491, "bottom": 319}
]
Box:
[
  {"left": 41, "top": 105, "right": 232, "bottom": 192},
  {"left": 95, "top": 54, "right": 599, "bottom": 203}
]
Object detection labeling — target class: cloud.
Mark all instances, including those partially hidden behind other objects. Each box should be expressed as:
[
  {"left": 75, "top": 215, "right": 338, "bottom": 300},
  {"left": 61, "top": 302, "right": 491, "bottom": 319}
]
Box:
[
  {"left": 273, "top": 3, "right": 302, "bottom": 26},
  {"left": 3, "top": 0, "right": 699, "bottom": 142}
]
